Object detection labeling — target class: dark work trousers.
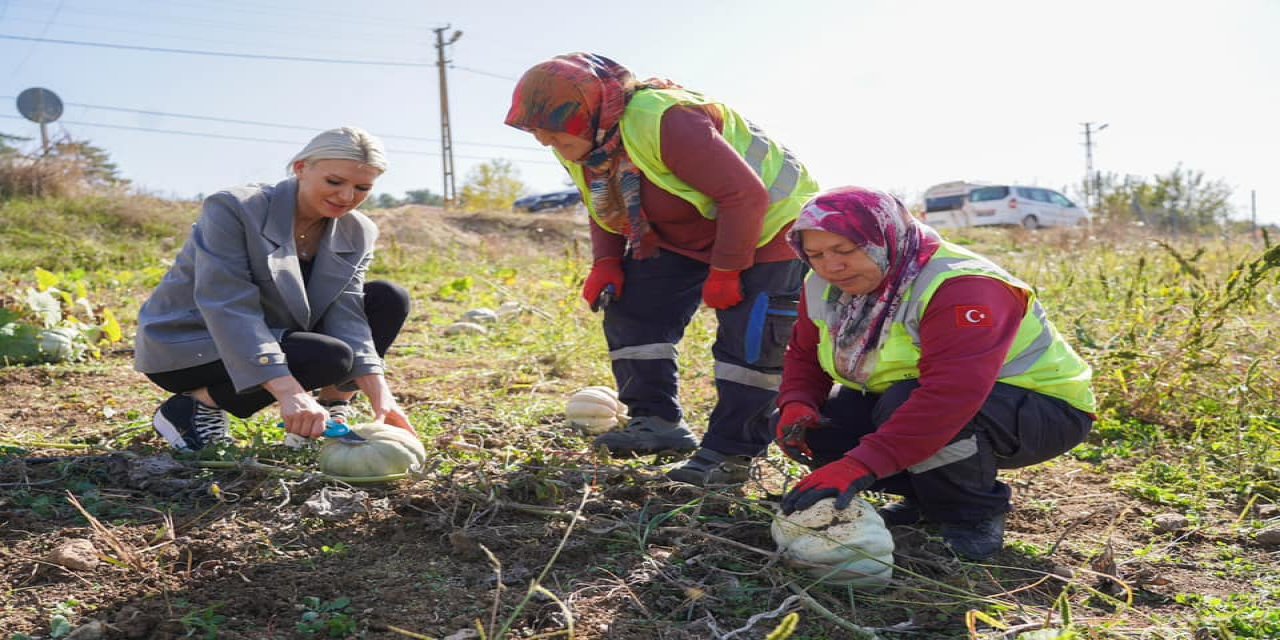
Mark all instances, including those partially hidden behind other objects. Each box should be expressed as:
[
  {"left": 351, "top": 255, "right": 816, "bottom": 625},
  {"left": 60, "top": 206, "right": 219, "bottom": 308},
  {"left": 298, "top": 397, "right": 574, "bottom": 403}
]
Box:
[
  {"left": 603, "top": 250, "right": 805, "bottom": 457},
  {"left": 782, "top": 380, "right": 1093, "bottom": 524},
  {"left": 145, "top": 280, "right": 411, "bottom": 419}
]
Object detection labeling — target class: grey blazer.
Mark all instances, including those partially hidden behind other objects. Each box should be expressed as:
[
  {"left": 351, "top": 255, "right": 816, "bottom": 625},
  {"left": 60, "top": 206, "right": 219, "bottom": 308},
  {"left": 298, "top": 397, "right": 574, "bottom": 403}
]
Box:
[{"left": 134, "top": 178, "right": 383, "bottom": 393}]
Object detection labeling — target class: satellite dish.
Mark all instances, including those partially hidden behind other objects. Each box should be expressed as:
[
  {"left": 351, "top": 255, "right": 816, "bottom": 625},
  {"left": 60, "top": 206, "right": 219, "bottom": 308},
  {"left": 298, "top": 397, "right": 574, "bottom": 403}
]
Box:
[{"left": 17, "top": 87, "right": 63, "bottom": 124}]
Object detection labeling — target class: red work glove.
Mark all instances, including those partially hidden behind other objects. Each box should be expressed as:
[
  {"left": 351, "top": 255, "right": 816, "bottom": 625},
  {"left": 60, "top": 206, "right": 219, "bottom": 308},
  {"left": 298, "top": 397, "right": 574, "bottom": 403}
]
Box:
[
  {"left": 780, "top": 456, "right": 876, "bottom": 514},
  {"left": 582, "top": 257, "right": 624, "bottom": 309},
  {"left": 702, "top": 268, "right": 744, "bottom": 309},
  {"left": 775, "top": 403, "right": 824, "bottom": 465}
]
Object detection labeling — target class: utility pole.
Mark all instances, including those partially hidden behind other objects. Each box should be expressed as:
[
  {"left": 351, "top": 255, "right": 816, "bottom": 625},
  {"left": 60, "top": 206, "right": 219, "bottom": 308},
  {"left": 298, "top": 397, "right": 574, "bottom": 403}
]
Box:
[
  {"left": 1251, "top": 189, "right": 1257, "bottom": 236},
  {"left": 1081, "top": 122, "right": 1108, "bottom": 209},
  {"left": 433, "top": 26, "right": 463, "bottom": 207}
]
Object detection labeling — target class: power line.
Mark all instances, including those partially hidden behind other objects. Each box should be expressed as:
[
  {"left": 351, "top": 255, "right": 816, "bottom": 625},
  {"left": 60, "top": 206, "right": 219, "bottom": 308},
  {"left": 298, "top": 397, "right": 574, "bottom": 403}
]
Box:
[
  {"left": 0, "top": 96, "right": 547, "bottom": 152},
  {"left": 0, "top": 112, "right": 559, "bottom": 164},
  {"left": 452, "top": 65, "right": 518, "bottom": 81},
  {"left": 6, "top": 0, "right": 65, "bottom": 78},
  {"left": 2, "top": 4, "right": 431, "bottom": 53},
  {"left": 5, "top": 0, "right": 437, "bottom": 33},
  {"left": 0, "top": 33, "right": 518, "bottom": 79},
  {"left": 0, "top": 15, "right": 428, "bottom": 60},
  {"left": 0, "top": 33, "right": 432, "bottom": 67}
]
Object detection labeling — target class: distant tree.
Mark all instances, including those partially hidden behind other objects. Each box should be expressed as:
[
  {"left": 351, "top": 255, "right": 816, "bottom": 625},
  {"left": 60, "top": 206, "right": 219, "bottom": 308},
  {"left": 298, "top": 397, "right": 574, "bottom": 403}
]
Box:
[
  {"left": 364, "top": 188, "right": 446, "bottom": 209},
  {"left": 1150, "top": 165, "right": 1233, "bottom": 230},
  {"left": 369, "top": 193, "right": 402, "bottom": 209},
  {"left": 403, "top": 189, "right": 445, "bottom": 206},
  {"left": 1089, "top": 165, "right": 1233, "bottom": 233},
  {"left": 459, "top": 159, "right": 526, "bottom": 213},
  {"left": 0, "top": 133, "right": 127, "bottom": 198},
  {"left": 48, "top": 137, "right": 129, "bottom": 188}
]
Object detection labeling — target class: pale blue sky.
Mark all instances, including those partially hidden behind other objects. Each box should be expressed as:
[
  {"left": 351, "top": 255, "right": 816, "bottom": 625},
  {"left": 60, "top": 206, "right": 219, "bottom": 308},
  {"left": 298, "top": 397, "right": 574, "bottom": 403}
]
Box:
[{"left": 2, "top": 0, "right": 1276, "bottom": 223}]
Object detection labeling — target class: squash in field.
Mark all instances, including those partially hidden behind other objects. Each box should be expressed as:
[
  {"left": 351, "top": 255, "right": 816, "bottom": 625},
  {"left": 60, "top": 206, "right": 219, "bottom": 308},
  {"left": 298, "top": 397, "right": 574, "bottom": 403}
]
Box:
[
  {"left": 318, "top": 422, "right": 427, "bottom": 478},
  {"left": 771, "top": 496, "right": 895, "bottom": 588},
  {"left": 565, "top": 386, "right": 628, "bottom": 435},
  {"left": 38, "top": 328, "right": 81, "bottom": 362},
  {"left": 462, "top": 308, "right": 498, "bottom": 324},
  {"left": 443, "top": 321, "right": 488, "bottom": 336}
]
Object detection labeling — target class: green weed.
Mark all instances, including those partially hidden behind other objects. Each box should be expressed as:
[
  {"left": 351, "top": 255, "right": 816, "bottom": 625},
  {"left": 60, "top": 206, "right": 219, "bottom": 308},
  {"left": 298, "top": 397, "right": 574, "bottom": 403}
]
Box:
[
  {"left": 176, "top": 600, "right": 227, "bottom": 639},
  {"left": 320, "top": 542, "right": 350, "bottom": 556},
  {"left": 296, "top": 596, "right": 359, "bottom": 638},
  {"left": 1174, "top": 593, "right": 1280, "bottom": 638},
  {"left": 45, "top": 599, "right": 79, "bottom": 639}
]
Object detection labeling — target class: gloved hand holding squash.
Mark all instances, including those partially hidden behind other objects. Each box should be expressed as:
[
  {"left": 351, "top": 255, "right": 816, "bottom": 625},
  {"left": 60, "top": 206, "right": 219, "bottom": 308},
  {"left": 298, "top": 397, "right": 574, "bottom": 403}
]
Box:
[{"left": 781, "top": 456, "right": 877, "bottom": 514}]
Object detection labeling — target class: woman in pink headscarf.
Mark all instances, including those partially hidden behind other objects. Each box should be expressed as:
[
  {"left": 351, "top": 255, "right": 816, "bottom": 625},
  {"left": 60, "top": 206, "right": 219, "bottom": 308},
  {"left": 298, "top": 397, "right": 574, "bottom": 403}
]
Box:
[
  {"left": 775, "top": 186, "right": 1096, "bottom": 560},
  {"left": 506, "top": 53, "right": 819, "bottom": 486}
]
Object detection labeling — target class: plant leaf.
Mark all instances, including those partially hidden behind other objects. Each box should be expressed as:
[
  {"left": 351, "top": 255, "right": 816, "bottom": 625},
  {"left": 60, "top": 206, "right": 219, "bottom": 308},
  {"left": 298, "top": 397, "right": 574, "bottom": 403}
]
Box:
[
  {"left": 100, "top": 307, "right": 123, "bottom": 342},
  {"left": 34, "top": 267, "right": 58, "bottom": 291},
  {"left": 0, "top": 322, "right": 43, "bottom": 365}
]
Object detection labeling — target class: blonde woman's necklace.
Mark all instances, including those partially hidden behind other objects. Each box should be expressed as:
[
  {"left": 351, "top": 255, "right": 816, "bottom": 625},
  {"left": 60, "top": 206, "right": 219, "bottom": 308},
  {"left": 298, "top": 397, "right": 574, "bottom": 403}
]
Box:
[{"left": 295, "top": 218, "right": 325, "bottom": 259}]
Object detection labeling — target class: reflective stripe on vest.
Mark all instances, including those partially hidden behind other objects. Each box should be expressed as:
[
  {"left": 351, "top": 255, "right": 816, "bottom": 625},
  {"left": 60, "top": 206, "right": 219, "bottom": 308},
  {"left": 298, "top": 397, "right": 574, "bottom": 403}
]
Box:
[
  {"left": 560, "top": 88, "right": 819, "bottom": 247},
  {"left": 805, "top": 242, "right": 1096, "bottom": 413}
]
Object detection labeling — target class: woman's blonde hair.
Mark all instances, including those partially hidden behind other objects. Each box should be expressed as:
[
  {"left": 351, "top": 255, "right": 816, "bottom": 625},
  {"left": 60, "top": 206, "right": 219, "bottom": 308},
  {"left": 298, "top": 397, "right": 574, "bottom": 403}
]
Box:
[{"left": 288, "top": 126, "right": 388, "bottom": 173}]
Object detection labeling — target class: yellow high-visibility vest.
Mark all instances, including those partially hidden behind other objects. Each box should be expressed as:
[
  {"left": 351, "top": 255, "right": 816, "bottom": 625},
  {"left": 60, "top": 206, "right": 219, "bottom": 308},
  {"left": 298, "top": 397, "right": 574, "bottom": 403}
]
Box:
[
  {"left": 805, "top": 242, "right": 1096, "bottom": 413},
  {"left": 559, "top": 88, "right": 819, "bottom": 247}
]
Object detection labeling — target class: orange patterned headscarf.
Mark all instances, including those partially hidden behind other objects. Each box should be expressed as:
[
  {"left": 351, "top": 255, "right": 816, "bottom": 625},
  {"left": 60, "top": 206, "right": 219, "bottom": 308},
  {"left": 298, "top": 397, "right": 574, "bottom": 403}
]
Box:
[{"left": 506, "top": 53, "right": 676, "bottom": 258}]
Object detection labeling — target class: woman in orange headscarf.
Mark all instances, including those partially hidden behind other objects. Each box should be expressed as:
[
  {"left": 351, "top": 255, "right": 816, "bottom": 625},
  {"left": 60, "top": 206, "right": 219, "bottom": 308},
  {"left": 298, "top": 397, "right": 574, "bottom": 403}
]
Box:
[{"left": 506, "top": 53, "right": 819, "bottom": 485}]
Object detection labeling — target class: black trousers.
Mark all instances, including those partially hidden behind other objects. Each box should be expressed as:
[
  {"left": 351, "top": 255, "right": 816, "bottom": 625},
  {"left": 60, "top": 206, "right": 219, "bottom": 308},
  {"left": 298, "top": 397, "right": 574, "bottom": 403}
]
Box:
[
  {"left": 777, "top": 380, "right": 1093, "bottom": 523},
  {"left": 603, "top": 250, "right": 805, "bottom": 456},
  {"left": 145, "top": 281, "right": 410, "bottom": 419}
]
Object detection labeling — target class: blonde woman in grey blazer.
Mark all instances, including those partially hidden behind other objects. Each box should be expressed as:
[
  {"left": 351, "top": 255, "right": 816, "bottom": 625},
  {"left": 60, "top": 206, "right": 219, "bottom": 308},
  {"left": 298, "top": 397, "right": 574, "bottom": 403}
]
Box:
[{"left": 134, "top": 127, "right": 414, "bottom": 451}]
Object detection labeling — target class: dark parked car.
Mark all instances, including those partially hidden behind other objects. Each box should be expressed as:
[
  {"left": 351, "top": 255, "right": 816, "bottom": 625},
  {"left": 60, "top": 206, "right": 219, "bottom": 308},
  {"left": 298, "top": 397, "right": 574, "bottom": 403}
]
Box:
[{"left": 513, "top": 189, "right": 582, "bottom": 213}]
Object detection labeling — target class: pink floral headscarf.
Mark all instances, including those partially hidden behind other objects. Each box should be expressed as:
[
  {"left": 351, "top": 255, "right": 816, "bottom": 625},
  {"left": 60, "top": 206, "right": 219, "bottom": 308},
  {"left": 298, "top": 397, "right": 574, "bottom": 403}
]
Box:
[{"left": 787, "top": 187, "right": 943, "bottom": 384}]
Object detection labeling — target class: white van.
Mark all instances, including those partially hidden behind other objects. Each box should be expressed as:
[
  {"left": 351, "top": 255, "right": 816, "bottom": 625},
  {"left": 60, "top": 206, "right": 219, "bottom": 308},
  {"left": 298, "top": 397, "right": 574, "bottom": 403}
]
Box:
[
  {"left": 921, "top": 182, "right": 1092, "bottom": 230},
  {"left": 921, "top": 181, "right": 984, "bottom": 229}
]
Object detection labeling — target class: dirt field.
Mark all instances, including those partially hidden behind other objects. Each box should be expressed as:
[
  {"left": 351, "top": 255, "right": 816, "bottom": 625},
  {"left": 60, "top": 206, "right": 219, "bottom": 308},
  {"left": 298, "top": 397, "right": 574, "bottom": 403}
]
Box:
[{"left": 1, "top": 209, "right": 1276, "bottom": 639}]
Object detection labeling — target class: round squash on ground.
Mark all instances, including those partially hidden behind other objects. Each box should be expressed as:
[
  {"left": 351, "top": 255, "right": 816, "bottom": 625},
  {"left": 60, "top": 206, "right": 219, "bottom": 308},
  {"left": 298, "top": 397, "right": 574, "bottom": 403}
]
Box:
[
  {"left": 771, "top": 496, "right": 895, "bottom": 588},
  {"left": 317, "top": 422, "right": 427, "bottom": 478},
  {"left": 565, "top": 386, "right": 628, "bottom": 435}
]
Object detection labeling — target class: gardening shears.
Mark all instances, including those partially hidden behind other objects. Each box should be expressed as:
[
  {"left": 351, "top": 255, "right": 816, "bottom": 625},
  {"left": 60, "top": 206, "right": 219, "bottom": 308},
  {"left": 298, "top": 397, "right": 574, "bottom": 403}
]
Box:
[
  {"left": 591, "top": 284, "right": 616, "bottom": 313},
  {"left": 778, "top": 415, "right": 831, "bottom": 467}
]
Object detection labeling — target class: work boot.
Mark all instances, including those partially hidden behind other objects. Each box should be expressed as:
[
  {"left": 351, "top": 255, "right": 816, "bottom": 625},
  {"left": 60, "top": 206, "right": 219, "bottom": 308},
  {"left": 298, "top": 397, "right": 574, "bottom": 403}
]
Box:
[
  {"left": 665, "top": 448, "right": 752, "bottom": 486},
  {"left": 941, "top": 513, "right": 1007, "bottom": 561},
  {"left": 594, "top": 416, "right": 698, "bottom": 457},
  {"left": 877, "top": 499, "right": 923, "bottom": 526}
]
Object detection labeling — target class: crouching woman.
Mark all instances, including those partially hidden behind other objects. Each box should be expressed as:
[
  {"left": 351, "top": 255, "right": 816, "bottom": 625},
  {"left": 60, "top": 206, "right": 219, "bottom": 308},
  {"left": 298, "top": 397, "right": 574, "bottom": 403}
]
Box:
[
  {"left": 134, "top": 126, "right": 414, "bottom": 451},
  {"left": 775, "top": 186, "right": 1095, "bottom": 560}
]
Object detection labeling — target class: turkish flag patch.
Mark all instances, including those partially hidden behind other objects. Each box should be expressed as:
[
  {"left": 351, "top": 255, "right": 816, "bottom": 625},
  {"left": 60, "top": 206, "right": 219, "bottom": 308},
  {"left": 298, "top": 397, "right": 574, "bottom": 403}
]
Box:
[{"left": 955, "top": 305, "right": 994, "bottom": 328}]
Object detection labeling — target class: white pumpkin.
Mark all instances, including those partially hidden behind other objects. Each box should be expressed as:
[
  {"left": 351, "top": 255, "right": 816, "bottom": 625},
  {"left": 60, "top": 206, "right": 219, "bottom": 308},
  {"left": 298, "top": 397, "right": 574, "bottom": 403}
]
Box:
[
  {"left": 443, "top": 321, "right": 488, "bottom": 336},
  {"left": 771, "top": 496, "right": 895, "bottom": 588},
  {"left": 38, "top": 328, "right": 81, "bottom": 362},
  {"left": 462, "top": 308, "right": 499, "bottom": 324},
  {"left": 495, "top": 301, "right": 523, "bottom": 319},
  {"left": 565, "top": 386, "right": 629, "bottom": 435},
  {"left": 318, "top": 423, "right": 428, "bottom": 478}
]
